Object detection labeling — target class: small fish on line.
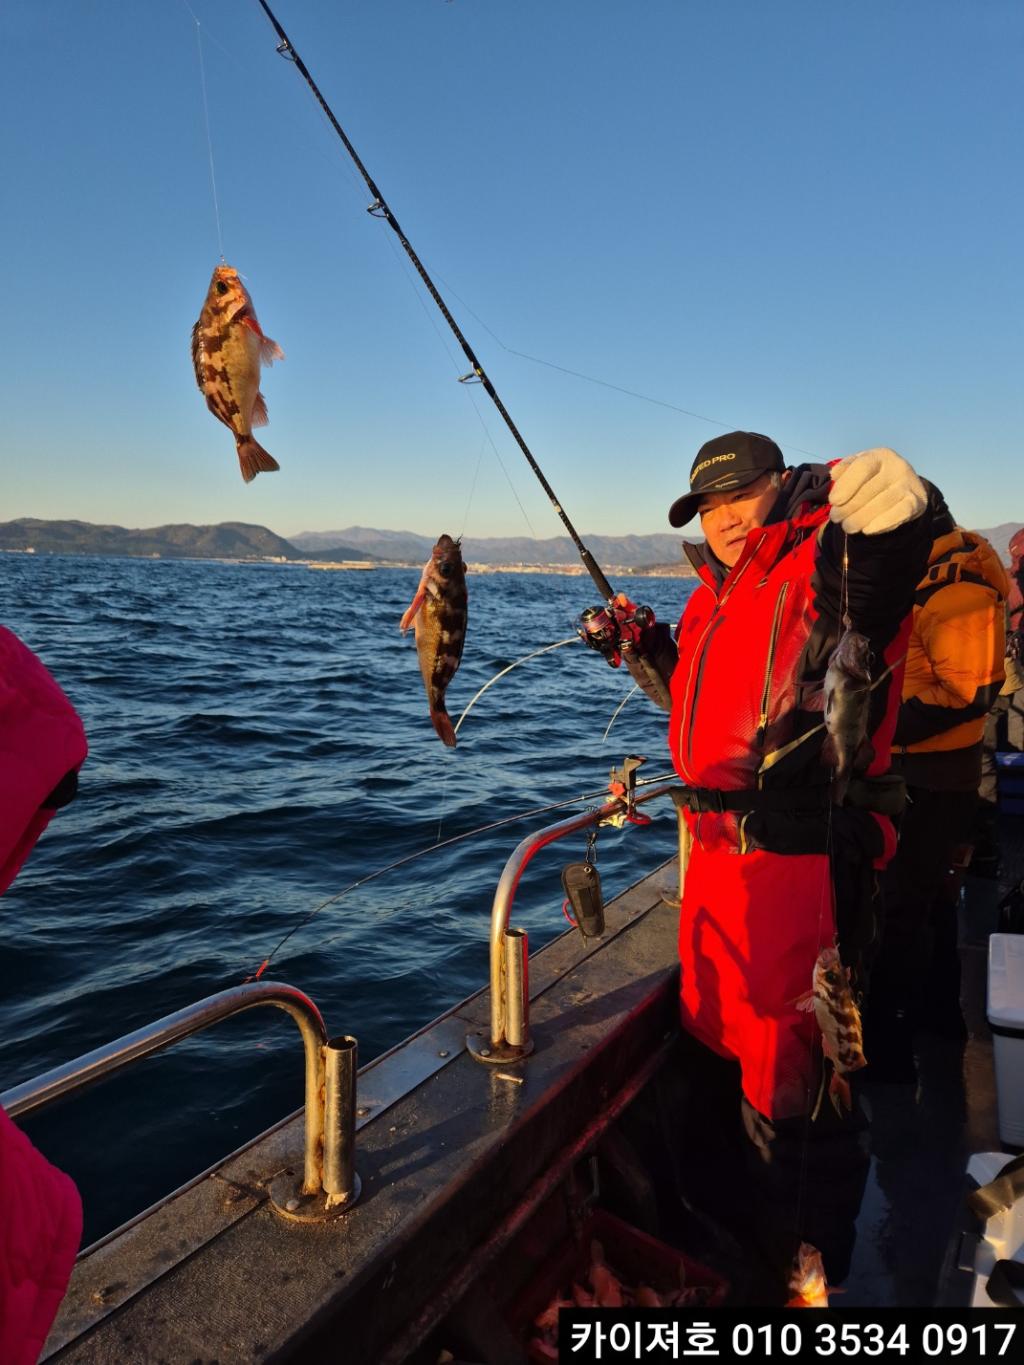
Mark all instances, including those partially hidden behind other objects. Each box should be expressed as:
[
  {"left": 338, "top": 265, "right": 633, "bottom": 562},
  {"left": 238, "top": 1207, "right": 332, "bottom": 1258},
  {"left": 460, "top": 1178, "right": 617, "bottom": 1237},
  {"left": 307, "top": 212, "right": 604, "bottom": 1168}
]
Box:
[
  {"left": 796, "top": 945, "right": 867, "bottom": 1115},
  {"left": 192, "top": 265, "right": 284, "bottom": 483},
  {"left": 400, "top": 534, "right": 467, "bottom": 748},
  {"left": 821, "top": 626, "right": 874, "bottom": 804},
  {"left": 787, "top": 1242, "right": 831, "bottom": 1308}
]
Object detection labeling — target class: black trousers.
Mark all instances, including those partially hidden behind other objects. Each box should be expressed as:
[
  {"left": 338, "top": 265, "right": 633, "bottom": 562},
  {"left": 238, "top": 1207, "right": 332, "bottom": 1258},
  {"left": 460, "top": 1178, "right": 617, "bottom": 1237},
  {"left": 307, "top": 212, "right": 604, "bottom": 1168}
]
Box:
[
  {"left": 872, "top": 784, "right": 977, "bottom": 1023},
  {"left": 674, "top": 1032, "right": 869, "bottom": 1301}
]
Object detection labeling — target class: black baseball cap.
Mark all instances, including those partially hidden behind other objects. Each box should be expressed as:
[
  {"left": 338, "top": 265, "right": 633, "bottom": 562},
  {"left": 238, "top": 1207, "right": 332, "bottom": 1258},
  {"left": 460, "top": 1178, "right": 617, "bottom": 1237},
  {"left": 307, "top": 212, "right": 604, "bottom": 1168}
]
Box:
[{"left": 668, "top": 431, "right": 785, "bottom": 528}]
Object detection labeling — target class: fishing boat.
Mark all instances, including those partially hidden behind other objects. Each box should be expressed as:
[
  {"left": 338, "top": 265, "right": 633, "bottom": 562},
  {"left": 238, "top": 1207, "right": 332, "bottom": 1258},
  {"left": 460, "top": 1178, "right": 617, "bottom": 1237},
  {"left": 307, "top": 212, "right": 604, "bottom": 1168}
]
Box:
[{"left": 5, "top": 766, "right": 1021, "bottom": 1361}]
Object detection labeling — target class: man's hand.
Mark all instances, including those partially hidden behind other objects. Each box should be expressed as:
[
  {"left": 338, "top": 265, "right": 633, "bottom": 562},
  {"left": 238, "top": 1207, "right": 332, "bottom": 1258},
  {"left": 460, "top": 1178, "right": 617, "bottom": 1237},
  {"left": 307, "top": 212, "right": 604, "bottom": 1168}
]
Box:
[
  {"left": 829, "top": 448, "right": 927, "bottom": 535},
  {"left": 1008, "top": 629, "right": 1023, "bottom": 666},
  {"left": 579, "top": 594, "right": 655, "bottom": 667}
]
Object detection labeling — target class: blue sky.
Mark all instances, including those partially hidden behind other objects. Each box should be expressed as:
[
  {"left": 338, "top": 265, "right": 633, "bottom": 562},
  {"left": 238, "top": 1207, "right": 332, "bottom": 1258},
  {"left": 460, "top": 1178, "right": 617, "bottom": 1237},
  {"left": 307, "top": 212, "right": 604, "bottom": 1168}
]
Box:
[{"left": 2, "top": 1, "right": 1020, "bottom": 541}]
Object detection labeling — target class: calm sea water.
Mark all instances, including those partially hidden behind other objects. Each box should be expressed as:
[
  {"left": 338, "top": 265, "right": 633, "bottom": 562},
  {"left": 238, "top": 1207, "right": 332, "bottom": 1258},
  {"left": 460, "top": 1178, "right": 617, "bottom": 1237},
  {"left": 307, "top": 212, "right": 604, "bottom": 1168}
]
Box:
[{"left": 0, "top": 553, "right": 693, "bottom": 1244}]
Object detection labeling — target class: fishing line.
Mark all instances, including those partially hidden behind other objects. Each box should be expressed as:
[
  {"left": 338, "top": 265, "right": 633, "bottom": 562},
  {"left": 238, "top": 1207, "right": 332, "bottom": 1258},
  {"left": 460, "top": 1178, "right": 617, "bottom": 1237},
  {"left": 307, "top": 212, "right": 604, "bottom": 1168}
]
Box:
[
  {"left": 378, "top": 228, "right": 538, "bottom": 539},
  {"left": 793, "top": 531, "right": 852, "bottom": 1274},
  {"left": 427, "top": 265, "right": 822, "bottom": 462},
  {"left": 253, "top": 0, "right": 615, "bottom": 602},
  {"left": 452, "top": 637, "right": 580, "bottom": 739},
  {"left": 180, "top": 1, "right": 226, "bottom": 261},
  {"left": 244, "top": 769, "right": 676, "bottom": 980},
  {"left": 459, "top": 437, "right": 486, "bottom": 540},
  {"left": 603, "top": 684, "right": 640, "bottom": 742}
]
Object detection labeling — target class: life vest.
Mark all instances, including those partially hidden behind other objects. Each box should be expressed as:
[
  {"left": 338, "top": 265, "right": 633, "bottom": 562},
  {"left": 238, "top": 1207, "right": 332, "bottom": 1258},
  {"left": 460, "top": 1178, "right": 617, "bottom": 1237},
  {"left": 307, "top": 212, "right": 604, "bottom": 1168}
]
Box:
[{"left": 895, "top": 528, "right": 1009, "bottom": 755}]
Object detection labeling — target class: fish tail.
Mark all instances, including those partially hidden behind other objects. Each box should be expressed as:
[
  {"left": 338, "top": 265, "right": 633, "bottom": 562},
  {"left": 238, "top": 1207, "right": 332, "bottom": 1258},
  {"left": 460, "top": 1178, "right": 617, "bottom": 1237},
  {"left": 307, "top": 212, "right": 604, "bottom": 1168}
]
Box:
[
  {"left": 430, "top": 706, "right": 457, "bottom": 749},
  {"left": 236, "top": 435, "right": 280, "bottom": 484},
  {"left": 829, "top": 1069, "right": 852, "bottom": 1115}
]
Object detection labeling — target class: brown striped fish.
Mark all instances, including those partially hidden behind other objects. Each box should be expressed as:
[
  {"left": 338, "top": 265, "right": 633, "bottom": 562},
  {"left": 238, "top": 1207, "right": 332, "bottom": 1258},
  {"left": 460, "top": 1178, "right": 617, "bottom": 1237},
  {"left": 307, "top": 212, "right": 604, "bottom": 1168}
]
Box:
[
  {"left": 787, "top": 1243, "right": 831, "bottom": 1308},
  {"left": 399, "top": 535, "right": 468, "bottom": 748},
  {"left": 191, "top": 265, "right": 284, "bottom": 483},
  {"left": 797, "top": 946, "right": 867, "bottom": 1114}
]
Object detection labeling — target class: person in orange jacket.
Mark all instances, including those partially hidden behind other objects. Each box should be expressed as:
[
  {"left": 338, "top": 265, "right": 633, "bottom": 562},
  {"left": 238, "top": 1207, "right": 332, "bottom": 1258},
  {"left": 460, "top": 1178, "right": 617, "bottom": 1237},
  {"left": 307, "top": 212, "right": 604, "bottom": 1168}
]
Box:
[{"left": 865, "top": 492, "right": 1009, "bottom": 1075}]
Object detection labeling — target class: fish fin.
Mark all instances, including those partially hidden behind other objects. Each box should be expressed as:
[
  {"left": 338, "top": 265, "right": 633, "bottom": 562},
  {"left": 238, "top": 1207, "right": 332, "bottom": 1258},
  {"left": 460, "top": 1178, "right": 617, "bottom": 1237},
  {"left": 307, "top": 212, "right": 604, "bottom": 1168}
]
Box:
[
  {"left": 399, "top": 590, "right": 427, "bottom": 633},
  {"left": 829, "top": 1070, "right": 852, "bottom": 1115},
  {"left": 821, "top": 733, "right": 837, "bottom": 765},
  {"left": 260, "top": 336, "right": 284, "bottom": 365},
  {"left": 803, "top": 688, "right": 826, "bottom": 712},
  {"left": 252, "top": 392, "right": 269, "bottom": 428},
  {"left": 830, "top": 773, "right": 850, "bottom": 806},
  {"left": 240, "top": 315, "right": 284, "bottom": 364},
  {"left": 236, "top": 436, "right": 280, "bottom": 483},
  {"left": 793, "top": 991, "right": 816, "bottom": 1012},
  {"left": 430, "top": 708, "right": 457, "bottom": 748}
]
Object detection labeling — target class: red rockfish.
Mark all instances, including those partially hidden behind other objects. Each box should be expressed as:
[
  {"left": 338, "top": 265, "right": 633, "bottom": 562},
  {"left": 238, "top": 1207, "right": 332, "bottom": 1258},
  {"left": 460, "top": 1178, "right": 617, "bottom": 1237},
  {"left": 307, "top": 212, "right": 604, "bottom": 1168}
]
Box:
[
  {"left": 192, "top": 265, "right": 284, "bottom": 483},
  {"left": 400, "top": 535, "right": 468, "bottom": 748},
  {"left": 787, "top": 1243, "right": 830, "bottom": 1308},
  {"left": 797, "top": 946, "right": 867, "bottom": 1113}
]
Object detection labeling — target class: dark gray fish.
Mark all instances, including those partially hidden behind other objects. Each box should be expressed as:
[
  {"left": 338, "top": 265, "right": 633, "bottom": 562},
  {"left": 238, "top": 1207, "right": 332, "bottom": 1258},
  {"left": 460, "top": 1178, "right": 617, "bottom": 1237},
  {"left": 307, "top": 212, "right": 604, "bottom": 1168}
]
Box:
[
  {"left": 399, "top": 534, "right": 468, "bottom": 747},
  {"left": 821, "top": 627, "right": 874, "bottom": 803}
]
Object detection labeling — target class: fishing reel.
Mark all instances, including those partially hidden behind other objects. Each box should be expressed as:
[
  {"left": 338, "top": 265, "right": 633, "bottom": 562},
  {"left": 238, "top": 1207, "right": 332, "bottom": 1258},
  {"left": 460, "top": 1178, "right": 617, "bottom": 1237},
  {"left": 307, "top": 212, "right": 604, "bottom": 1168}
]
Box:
[{"left": 578, "top": 597, "right": 655, "bottom": 669}]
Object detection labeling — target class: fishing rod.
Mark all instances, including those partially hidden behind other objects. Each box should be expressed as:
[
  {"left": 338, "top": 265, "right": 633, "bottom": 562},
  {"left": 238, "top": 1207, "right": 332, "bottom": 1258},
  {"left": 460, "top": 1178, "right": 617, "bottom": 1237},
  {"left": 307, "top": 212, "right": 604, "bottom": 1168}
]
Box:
[
  {"left": 253, "top": 0, "right": 614, "bottom": 599},
  {"left": 255, "top": 0, "right": 674, "bottom": 704},
  {"left": 244, "top": 769, "right": 677, "bottom": 980}
]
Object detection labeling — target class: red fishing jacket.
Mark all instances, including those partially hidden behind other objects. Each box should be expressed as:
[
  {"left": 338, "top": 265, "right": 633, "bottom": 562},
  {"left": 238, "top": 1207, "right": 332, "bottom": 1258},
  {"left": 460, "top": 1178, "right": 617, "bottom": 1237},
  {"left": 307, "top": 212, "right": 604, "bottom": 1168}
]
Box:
[
  {"left": 668, "top": 464, "right": 925, "bottom": 860},
  {"left": 658, "top": 465, "right": 931, "bottom": 1119}
]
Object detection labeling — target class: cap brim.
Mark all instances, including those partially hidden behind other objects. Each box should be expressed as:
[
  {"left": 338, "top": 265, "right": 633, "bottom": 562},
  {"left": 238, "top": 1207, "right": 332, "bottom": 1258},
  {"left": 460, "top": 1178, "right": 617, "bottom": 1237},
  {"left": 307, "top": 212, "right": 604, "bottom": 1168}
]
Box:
[{"left": 667, "top": 469, "right": 764, "bottom": 528}]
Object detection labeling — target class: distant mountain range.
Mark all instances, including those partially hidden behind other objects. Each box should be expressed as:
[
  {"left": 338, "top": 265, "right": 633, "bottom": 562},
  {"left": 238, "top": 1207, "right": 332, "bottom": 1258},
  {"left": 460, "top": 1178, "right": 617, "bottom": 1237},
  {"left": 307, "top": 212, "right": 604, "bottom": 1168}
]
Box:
[
  {"left": 0, "top": 520, "right": 371, "bottom": 563},
  {"left": 2, "top": 518, "right": 1019, "bottom": 568},
  {"left": 290, "top": 526, "right": 690, "bottom": 567}
]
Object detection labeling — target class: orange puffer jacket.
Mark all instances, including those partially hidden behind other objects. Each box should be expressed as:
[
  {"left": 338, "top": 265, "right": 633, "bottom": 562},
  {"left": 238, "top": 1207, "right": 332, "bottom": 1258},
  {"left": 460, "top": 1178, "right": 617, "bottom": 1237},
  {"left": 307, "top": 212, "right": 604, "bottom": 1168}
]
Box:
[{"left": 894, "top": 527, "right": 1009, "bottom": 755}]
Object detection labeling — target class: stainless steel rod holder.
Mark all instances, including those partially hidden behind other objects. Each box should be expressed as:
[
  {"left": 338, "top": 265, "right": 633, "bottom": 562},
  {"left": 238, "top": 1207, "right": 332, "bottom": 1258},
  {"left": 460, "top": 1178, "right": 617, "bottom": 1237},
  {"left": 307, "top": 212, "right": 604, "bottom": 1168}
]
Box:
[
  {"left": 323, "top": 1035, "right": 361, "bottom": 1209},
  {"left": 468, "top": 783, "right": 676, "bottom": 1065},
  {"left": 503, "top": 930, "right": 529, "bottom": 1049}
]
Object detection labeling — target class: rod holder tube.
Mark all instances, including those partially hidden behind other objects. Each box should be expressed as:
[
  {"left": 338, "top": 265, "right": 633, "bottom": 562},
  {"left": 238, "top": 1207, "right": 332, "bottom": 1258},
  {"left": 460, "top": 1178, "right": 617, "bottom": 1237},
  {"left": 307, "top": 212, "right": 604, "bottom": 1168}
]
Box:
[
  {"left": 503, "top": 930, "right": 529, "bottom": 1049},
  {"left": 483, "top": 784, "right": 676, "bottom": 1052},
  {"left": 323, "top": 1035, "right": 359, "bottom": 1206}
]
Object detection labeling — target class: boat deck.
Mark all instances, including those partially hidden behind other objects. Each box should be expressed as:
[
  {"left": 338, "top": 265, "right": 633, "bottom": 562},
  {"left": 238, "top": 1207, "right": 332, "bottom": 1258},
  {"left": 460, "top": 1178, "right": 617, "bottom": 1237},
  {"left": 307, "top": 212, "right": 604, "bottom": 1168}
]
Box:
[
  {"left": 41, "top": 817, "right": 1023, "bottom": 1359},
  {"left": 846, "top": 813, "right": 1023, "bottom": 1306}
]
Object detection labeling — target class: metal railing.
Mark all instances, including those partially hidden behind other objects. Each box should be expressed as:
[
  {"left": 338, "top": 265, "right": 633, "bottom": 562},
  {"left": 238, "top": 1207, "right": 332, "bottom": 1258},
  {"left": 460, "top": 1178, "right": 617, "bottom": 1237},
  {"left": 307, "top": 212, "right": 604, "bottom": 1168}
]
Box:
[
  {"left": 467, "top": 784, "right": 680, "bottom": 1064},
  {"left": 0, "top": 981, "right": 359, "bottom": 1216}
]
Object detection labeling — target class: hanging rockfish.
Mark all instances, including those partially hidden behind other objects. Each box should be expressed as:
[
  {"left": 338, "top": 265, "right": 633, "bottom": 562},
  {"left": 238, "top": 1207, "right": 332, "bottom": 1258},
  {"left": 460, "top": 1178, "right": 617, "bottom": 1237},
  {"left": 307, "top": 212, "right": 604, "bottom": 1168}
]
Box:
[
  {"left": 400, "top": 535, "right": 468, "bottom": 748},
  {"left": 787, "top": 1243, "right": 831, "bottom": 1309},
  {"left": 797, "top": 946, "right": 867, "bottom": 1114},
  {"left": 821, "top": 627, "right": 874, "bottom": 804},
  {"left": 192, "top": 265, "right": 284, "bottom": 483}
]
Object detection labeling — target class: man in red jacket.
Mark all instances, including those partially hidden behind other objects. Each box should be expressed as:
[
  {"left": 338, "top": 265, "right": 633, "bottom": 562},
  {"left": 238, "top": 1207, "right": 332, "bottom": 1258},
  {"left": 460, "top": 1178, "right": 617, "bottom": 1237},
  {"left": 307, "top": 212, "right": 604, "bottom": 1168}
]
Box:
[{"left": 587, "top": 433, "right": 931, "bottom": 1296}]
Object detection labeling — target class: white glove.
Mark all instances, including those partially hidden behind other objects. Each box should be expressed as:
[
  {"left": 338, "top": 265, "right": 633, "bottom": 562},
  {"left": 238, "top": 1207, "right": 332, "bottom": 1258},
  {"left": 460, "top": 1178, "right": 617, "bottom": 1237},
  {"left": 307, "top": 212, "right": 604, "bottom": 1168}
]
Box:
[{"left": 828, "top": 447, "right": 927, "bottom": 535}]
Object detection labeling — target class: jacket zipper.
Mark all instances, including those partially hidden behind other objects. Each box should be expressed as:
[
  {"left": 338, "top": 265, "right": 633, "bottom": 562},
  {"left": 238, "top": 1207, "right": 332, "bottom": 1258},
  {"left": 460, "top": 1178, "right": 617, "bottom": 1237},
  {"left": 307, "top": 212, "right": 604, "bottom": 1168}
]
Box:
[
  {"left": 679, "top": 552, "right": 758, "bottom": 780},
  {"left": 755, "top": 581, "right": 790, "bottom": 750}
]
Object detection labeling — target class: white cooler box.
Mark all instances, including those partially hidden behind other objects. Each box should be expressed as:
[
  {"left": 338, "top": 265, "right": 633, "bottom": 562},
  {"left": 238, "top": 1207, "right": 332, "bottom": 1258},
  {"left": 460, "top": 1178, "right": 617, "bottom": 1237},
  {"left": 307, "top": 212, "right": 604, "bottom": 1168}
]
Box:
[
  {"left": 952, "top": 1152, "right": 1024, "bottom": 1307},
  {"left": 988, "top": 933, "right": 1024, "bottom": 1148}
]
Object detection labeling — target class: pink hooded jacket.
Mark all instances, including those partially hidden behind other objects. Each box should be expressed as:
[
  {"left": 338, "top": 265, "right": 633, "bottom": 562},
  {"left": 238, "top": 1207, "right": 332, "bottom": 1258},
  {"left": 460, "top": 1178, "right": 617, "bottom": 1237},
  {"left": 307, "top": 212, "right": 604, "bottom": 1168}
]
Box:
[
  {"left": 1, "top": 627, "right": 87, "bottom": 895},
  {"left": 1, "top": 625, "right": 87, "bottom": 1360}
]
